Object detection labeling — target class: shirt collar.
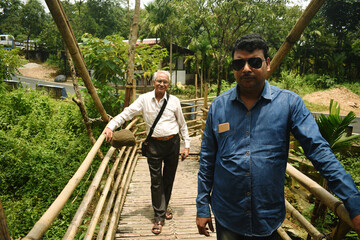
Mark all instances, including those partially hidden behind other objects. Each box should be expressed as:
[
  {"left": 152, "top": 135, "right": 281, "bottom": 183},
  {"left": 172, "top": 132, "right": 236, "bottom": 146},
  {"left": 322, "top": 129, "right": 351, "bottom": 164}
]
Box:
[
  {"left": 151, "top": 90, "right": 168, "bottom": 102},
  {"left": 231, "top": 80, "right": 272, "bottom": 102}
]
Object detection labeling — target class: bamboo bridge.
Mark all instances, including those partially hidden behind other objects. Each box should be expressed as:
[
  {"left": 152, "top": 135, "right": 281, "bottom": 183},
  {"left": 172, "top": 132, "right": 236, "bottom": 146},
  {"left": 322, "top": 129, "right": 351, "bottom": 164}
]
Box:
[
  {"left": 0, "top": 97, "right": 353, "bottom": 240},
  {"left": 0, "top": 0, "right": 357, "bottom": 239}
]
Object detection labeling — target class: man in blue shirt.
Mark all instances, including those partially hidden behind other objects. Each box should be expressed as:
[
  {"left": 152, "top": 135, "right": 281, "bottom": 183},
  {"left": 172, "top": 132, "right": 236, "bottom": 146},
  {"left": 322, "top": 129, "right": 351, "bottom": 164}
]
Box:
[{"left": 196, "top": 33, "right": 360, "bottom": 239}]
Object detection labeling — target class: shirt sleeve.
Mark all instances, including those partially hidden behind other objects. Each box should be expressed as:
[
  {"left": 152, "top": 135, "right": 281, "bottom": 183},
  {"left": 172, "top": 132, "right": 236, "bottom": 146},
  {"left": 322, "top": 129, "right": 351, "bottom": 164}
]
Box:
[
  {"left": 196, "top": 104, "right": 217, "bottom": 217},
  {"left": 174, "top": 97, "right": 191, "bottom": 149},
  {"left": 290, "top": 95, "right": 360, "bottom": 219},
  {"left": 107, "top": 95, "right": 144, "bottom": 131}
]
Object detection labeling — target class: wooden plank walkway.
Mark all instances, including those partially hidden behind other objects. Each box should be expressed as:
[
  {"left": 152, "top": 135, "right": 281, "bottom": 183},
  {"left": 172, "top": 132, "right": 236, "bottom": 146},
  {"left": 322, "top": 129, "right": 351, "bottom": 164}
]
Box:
[{"left": 115, "top": 154, "right": 217, "bottom": 239}]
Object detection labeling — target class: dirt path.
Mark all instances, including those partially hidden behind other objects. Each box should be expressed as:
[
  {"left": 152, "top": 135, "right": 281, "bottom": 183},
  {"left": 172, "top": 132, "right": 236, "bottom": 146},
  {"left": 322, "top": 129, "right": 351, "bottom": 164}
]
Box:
[
  {"left": 18, "top": 62, "right": 360, "bottom": 117},
  {"left": 18, "top": 62, "right": 72, "bottom": 83},
  {"left": 303, "top": 87, "right": 360, "bottom": 117}
]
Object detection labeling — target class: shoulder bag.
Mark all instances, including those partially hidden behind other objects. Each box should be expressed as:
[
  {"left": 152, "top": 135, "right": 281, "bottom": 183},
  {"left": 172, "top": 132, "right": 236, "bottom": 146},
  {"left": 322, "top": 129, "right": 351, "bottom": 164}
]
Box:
[{"left": 141, "top": 93, "right": 170, "bottom": 157}]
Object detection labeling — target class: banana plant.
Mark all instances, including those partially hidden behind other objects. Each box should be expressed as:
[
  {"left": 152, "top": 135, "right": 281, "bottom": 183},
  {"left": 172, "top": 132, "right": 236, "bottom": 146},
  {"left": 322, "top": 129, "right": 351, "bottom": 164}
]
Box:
[{"left": 315, "top": 99, "right": 359, "bottom": 154}]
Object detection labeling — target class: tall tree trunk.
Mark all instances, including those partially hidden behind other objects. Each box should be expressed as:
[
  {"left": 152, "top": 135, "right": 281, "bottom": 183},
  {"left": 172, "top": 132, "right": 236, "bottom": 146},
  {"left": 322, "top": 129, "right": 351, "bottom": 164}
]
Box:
[
  {"left": 0, "top": 200, "right": 11, "bottom": 240},
  {"left": 169, "top": 32, "right": 173, "bottom": 84},
  {"left": 123, "top": 0, "right": 140, "bottom": 109}
]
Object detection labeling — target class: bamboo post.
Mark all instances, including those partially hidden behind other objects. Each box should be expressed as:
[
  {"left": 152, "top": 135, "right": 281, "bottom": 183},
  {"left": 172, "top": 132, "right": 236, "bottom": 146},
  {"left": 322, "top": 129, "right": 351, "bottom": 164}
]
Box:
[
  {"left": 331, "top": 219, "right": 352, "bottom": 240},
  {"left": 204, "top": 82, "right": 208, "bottom": 109},
  {"left": 267, "top": 0, "right": 326, "bottom": 79},
  {"left": 24, "top": 131, "right": 106, "bottom": 240},
  {"left": 285, "top": 200, "right": 325, "bottom": 239},
  {"left": 0, "top": 200, "right": 11, "bottom": 240},
  {"left": 200, "top": 70, "right": 203, "bottom": 97},
  {"left": 45, "top": 0, "right": 109, "bottom": 122},
  {"left": 195, "top": 74, "right": 198, "bottom": 99}
]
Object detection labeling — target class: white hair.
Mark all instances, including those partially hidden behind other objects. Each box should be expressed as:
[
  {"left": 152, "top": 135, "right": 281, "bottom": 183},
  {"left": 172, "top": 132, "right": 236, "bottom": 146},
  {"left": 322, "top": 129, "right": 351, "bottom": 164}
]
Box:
[{"left": 153, "top": 70, "right": 170, "bottom": 81}]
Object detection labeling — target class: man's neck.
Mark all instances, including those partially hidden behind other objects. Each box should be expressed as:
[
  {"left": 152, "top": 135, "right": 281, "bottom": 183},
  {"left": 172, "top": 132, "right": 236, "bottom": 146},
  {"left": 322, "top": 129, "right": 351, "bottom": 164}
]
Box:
[
  {"left": 238, "top": 86, "right": 263, "bottom": 110},
  {"left": 155, "top": 91, "right": 166, "bottom": 102}
]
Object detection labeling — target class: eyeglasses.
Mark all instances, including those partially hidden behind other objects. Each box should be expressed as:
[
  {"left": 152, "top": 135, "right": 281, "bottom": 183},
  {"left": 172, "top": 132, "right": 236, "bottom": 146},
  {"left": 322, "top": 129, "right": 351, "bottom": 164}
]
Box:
[
  {"left": 231, "top": 57, "right": 265, "bottom": 71},
  {"left": 155, "top": 80, "right": 169, "bottom": 84}
]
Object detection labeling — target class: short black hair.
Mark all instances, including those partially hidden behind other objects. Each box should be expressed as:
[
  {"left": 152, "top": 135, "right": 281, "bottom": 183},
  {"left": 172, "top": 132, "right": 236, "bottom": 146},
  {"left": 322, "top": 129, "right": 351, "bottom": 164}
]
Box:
[{"left": 231, "top": 33, "right": 269, "bottom": 59}]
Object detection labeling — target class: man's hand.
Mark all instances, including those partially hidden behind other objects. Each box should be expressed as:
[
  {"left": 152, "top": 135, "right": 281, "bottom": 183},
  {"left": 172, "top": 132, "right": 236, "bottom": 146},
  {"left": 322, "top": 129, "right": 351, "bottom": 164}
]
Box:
[
  {"left": 181, "top": 148, "right": 189, "bottom": 161},
  {"left": 196, "top": 216, "right": 214, "bottom": 236},
  {"left": 352, "top": 214, "right": 360, "bottom": 237},
  {"left": 104, "top": 127, "right": 113, "bottom": 142}
]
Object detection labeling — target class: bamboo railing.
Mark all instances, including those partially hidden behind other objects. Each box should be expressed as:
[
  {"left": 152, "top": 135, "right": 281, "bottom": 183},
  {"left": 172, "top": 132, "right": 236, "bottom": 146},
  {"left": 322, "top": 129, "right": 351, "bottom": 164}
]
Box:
[{"left": 16, "top": 97, "right": 356, "bottom": 240}]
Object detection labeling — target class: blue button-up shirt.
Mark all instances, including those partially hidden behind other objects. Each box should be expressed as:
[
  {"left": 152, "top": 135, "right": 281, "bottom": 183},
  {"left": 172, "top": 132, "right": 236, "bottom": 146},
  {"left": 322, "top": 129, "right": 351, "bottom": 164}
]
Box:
[{"left": 197, "top": 81, "right": 360, "bottom": 236}]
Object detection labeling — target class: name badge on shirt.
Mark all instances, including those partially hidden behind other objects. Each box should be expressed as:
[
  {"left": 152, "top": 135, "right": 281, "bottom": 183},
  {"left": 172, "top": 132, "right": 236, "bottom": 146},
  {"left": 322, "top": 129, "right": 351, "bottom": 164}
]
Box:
[{"left": 218, "top": 122, "right": 230, "bottom": 133}]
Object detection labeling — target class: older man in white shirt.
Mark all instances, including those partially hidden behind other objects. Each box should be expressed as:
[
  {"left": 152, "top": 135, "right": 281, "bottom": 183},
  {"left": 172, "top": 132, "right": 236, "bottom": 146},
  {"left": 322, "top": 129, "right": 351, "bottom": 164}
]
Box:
[{"left": 105, "top": 70, "right": 190, "bottom": 235}]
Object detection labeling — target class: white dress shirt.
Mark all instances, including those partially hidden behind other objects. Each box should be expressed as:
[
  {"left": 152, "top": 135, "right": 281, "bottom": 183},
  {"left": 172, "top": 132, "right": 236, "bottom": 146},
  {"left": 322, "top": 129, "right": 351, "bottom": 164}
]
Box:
[{"left": 107, "top": 90, "right": 190, "bottom": 148}]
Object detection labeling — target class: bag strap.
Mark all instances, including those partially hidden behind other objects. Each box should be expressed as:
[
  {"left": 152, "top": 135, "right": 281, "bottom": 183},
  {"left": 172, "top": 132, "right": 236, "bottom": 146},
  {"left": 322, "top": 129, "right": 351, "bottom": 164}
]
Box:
[{"left": 145, "top": 93, "right": 170, "bottom": 142}]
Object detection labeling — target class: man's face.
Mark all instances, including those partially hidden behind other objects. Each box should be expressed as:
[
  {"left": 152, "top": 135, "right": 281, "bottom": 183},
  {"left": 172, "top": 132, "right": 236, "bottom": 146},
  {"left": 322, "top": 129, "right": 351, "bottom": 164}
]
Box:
[
  {"left": 233, "top": 49, "right": 270, "bottom": 93},
  {"left": 153, "top": 72, "right": 170, "bottom": 95}
]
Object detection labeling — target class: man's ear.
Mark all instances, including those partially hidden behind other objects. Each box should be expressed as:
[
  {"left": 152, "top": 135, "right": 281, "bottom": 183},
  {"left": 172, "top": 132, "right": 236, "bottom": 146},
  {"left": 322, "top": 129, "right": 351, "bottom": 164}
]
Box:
[{"left": 266, "top": 57, "right": 271, "bottom": 71}]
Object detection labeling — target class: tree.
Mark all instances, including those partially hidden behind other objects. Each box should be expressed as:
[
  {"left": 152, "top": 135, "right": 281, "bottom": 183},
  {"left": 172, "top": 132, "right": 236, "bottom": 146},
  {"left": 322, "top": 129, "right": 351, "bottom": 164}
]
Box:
[
  {"left": 0, "top": 48, "right": 22, "bottom": 80},
  {"left": 20, "top": 0, "right": 46, "bottom": 58},
  {"left": 0, "top": 0, "right": 24, "bottom": 38},
  {"left": 81, "top": 34, "right": 168, "bottom": 116}
]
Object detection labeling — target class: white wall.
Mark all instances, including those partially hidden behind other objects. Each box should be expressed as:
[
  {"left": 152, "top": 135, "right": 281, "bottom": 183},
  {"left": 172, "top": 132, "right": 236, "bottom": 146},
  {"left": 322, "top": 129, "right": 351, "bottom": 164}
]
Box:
[{"left": 171, "top": 70, "right": 186, "bottom": 85}]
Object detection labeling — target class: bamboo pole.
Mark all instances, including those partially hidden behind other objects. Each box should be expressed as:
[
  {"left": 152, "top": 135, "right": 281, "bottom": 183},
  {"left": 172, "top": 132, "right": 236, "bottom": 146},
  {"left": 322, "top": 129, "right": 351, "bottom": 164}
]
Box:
[
  {"left": 83, "top": 146, "right": 127, "bottom": 240},
  {"left": 180, "top": 96, "right": 215, "bottom": 103},
  {"left": 204, "top": 82, "right": 208, "bottom": 109},
  {"left": 286, "top": 163, "right": 354, "bottom": 228},
  {"left": 195, "top": 74, "right": 198, "bottom": 99},
  {"left": 45, "top": 0, "right": 109, "bottom": 122},
  {"left": 0, "top": 200, "right": 11, "bottom": 240},
  {"left": 96, "top": 146, "right": 135, "bottom": 240},
  {"left": 285, "top": 200, "right": 325, "bottom": 239},
  {"left": 331, "top": 219, "right": 352, "bottom": 240},
  {"left": 62, "top": 146, "right": 116, "bottom": 240},
  {"left": 24, "top": 130, "right": 106, "bottom": 240},
  {"left": 277, "top": 226, "right": 292, "bottom": 240},
  {"left": 105, "top": 147, "right": 138, "bottom": 240},
  {"left": 267, "top": 0, "right": 326, "bottom": 79}
]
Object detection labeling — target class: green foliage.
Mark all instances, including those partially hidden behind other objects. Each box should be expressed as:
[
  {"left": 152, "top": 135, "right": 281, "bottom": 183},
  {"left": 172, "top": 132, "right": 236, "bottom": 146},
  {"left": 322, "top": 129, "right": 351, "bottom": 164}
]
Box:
[
  {"left": 315, "top": 99, "right": 360, "bottom": 153},
  {"left": 305, "top": 74, "right": 336, "bottom": 89},
  {"left": 81, "top": 33, "right": 168, "bottom": 117},
  {"left": 0, "top": 85, "right": 97, "bottom": 238},
  {"left": 0, "top": 48, "right": 23, "bottom": 80},
  {"left": 20, "top": 0, "right": 46, "bottom": 40}
]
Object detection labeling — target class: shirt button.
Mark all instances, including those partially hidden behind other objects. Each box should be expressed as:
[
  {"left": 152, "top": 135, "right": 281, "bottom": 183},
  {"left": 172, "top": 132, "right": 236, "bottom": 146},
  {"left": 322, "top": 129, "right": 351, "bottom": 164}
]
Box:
[
  {"left": 247, "top": 192, "right": 251, "bottom": 196},
  {"left": 246, "top": 172, "right": 250, "bottom": 176},
  {"left": 245, "top": 131, "right": 249, "bottom": 135},
  {"left": 246, "top": 210, "right": 251, "bottom": 214},
  {"left": 247, "top": 112, "right": 250, "bottom": 116},
  {"left": 246, "top": 152, "right": 250, "bottom": 156}
]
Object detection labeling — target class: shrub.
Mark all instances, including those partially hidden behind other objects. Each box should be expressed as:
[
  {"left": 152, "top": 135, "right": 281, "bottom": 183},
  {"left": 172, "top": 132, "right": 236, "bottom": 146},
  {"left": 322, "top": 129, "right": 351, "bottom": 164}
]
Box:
[{"left": 0, "top": 85, "right": 99, "bottom": 238}]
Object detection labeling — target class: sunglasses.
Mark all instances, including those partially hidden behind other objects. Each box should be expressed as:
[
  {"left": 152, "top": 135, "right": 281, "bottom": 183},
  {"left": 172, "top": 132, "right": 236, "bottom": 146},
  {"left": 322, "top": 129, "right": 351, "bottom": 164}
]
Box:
[{"left": 231, "top": 57, "right": 265, "bottom": 71}]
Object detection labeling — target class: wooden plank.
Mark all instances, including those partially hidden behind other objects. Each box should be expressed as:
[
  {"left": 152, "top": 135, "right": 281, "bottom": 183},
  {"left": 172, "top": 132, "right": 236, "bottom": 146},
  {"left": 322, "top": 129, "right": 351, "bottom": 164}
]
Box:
[{"left": 115, "top": 156, "right": 217, "bottom": 239}]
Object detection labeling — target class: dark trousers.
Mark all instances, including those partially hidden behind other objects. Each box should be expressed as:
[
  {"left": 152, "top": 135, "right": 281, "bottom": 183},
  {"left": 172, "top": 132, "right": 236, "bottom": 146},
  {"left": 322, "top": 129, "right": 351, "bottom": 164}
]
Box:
[
  {"left": 147, "top": 134, "right": 180, "bottom": 222},
  {"left": 216, "top": 220, "right": 279, "bottom": 240}
]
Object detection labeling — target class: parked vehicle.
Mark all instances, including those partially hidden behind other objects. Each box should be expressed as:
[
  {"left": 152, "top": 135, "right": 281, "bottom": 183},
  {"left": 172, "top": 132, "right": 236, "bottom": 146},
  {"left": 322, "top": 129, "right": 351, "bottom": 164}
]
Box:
[{"left": 0, "top": 34, "right": 15, "bottom": 49}]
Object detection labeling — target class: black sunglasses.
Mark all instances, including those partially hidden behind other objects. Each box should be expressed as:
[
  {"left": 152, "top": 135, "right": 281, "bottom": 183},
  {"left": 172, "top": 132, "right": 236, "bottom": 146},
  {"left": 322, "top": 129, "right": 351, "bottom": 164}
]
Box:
[{"left": 231, "top": 57, "right": 265, "bottom": 71}]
